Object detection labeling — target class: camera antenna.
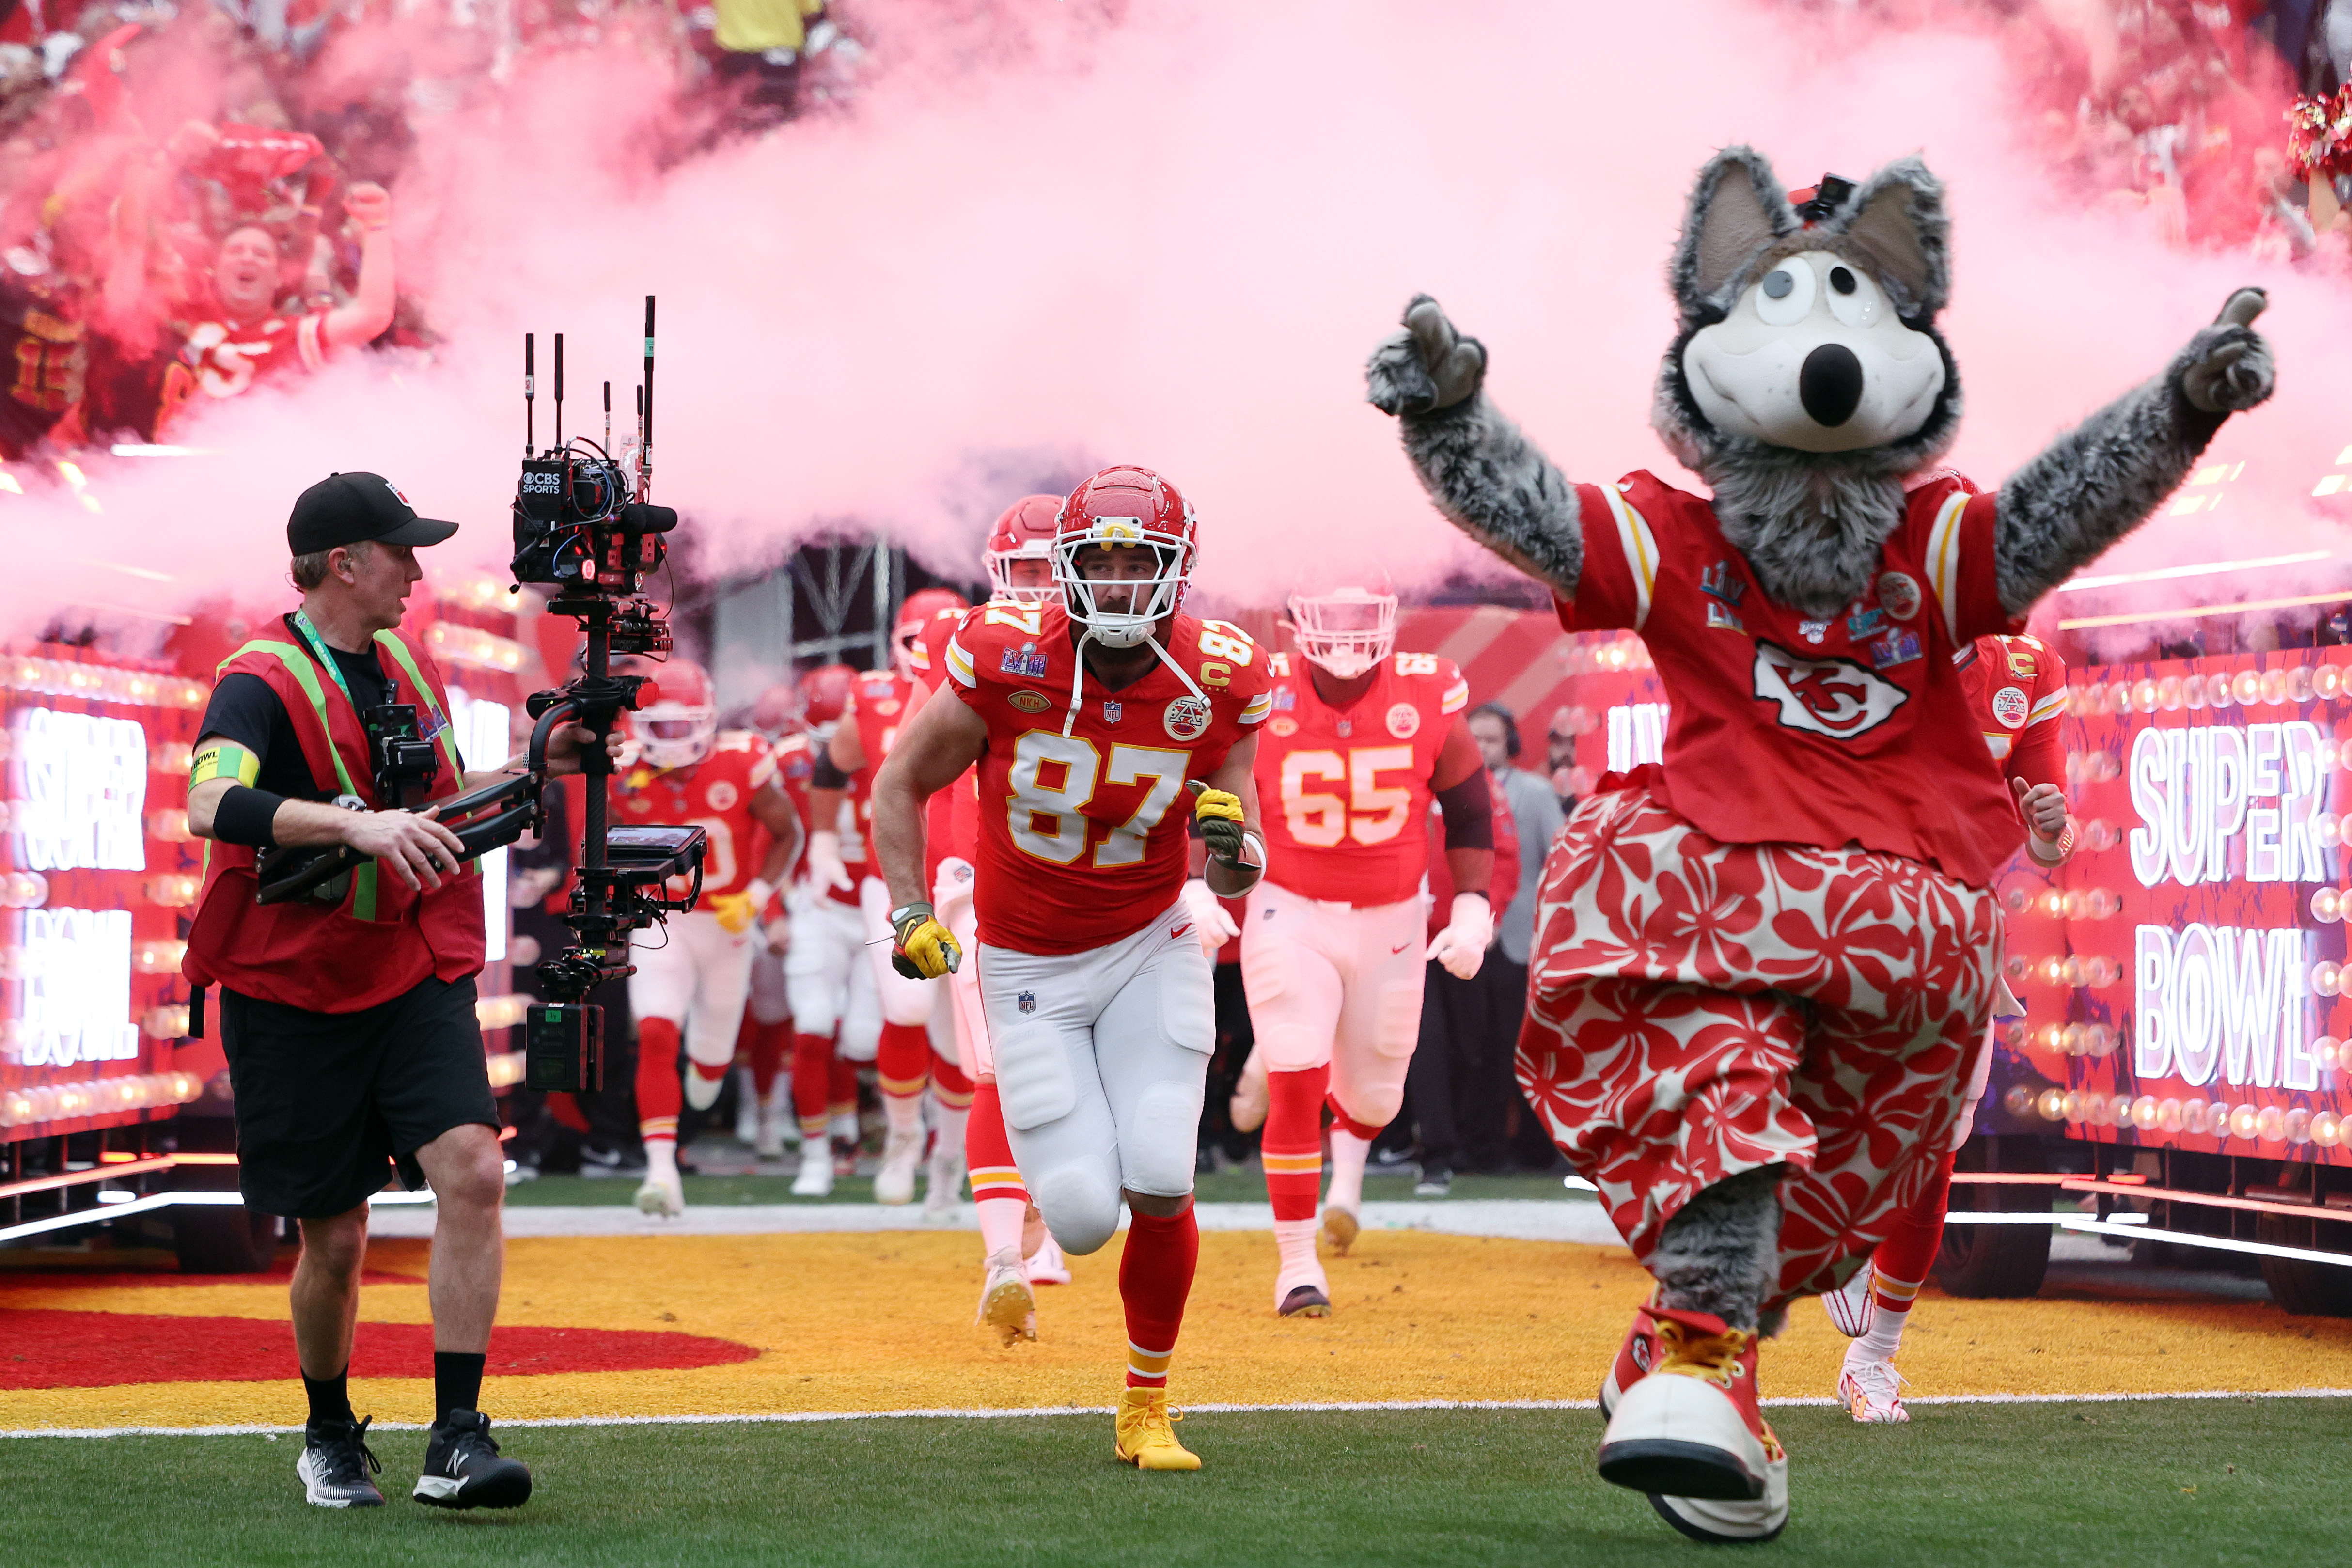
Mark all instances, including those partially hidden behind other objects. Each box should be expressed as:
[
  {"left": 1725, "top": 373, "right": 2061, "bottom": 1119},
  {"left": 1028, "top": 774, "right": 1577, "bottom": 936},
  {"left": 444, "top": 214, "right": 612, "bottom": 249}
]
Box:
[
  {"left": 552, "top": 332, "right": 564, "bottom": 452},
  {"left": 523, "top": 333, "right": 534, "bottom": 457},
  {"left": 639, "top": 295, "right": 655, "bottom": 500},
  {"left": 603, "top": 380, "right": 612, "bottom": 454}
]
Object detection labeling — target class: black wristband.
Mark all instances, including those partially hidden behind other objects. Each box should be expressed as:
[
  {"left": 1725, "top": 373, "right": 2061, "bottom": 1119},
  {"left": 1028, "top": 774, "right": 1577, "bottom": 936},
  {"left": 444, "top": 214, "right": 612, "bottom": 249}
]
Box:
[
  {"left": 810, "top": 751, "right": 852, "bottom": 791},
  {"left": 214, "top": 784, "right": 287, "bottom": 847}
]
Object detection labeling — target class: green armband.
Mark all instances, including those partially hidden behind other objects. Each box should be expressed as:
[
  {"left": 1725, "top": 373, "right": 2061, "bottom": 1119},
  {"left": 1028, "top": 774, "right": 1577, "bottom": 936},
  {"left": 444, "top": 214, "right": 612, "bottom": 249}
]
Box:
[{"left": 191, "top": 740, "right": 260, "bottom": 788}]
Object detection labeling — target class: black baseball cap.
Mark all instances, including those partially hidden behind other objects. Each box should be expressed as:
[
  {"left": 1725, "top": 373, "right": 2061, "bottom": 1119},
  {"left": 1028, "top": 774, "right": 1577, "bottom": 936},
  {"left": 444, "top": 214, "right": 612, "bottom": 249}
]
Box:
[{"left": 287, "top": 471, "right": 458, "bottom": 555}]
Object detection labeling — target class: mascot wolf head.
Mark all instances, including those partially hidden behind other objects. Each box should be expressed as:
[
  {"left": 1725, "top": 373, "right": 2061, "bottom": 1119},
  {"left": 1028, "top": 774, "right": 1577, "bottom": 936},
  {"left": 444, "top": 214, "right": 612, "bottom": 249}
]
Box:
[{"left": 1655, "top": 147, "right": 1959, "bottom": 474}]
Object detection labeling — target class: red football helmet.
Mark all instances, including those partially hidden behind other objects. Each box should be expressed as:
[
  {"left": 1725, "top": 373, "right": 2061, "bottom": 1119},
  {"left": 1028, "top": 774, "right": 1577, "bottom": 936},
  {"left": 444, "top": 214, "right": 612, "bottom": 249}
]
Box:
[
  {"left": 747, "top": 680, "right": 803, "bottom": 740},
  {"left": 628, "top": 658, "right": 718, "bottom": 770},
  {"left": 1052, "top": 465, "right": 1198, "bottom": 649},
  {"left": 797, "top": 663, "right": 857, "bottom": 732},
  {"left": 985, "top": 494, "right": 1063, "bottom": 604},
  {"left": 893, "top": 586, "right": 969, "bottom": 679}
]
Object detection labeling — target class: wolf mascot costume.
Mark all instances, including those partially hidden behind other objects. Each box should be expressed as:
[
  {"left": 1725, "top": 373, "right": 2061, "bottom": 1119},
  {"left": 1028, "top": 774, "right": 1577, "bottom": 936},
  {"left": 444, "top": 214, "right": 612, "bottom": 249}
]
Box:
[{"left": 1365, "top": 148, "right": 2273, "bottom": 1542}]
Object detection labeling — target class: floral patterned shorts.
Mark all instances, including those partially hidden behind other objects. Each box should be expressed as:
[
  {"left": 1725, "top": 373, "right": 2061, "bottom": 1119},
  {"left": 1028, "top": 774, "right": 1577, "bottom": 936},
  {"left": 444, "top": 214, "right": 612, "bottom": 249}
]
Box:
[{"left": 1514, "top": 770, "right": 1999, "bottom": 1306}]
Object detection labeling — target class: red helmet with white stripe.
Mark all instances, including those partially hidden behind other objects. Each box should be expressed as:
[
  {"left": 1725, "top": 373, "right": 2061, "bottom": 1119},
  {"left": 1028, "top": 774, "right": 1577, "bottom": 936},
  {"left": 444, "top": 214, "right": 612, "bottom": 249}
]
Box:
[
  {"left": 628, "top": 658, "right": 718, "bottom": 770},
  {"left": 893, "top": 587, "right": 969, "bottom": 680},
  {"left": 1052, "top": 465, "right": 1198, "bottom": 649},
  {"left": 985, "top": 494, "right": 1063, "bottom": 604},
  {"left": 797, "top": 663, "right": 856, "bottom": 732}
]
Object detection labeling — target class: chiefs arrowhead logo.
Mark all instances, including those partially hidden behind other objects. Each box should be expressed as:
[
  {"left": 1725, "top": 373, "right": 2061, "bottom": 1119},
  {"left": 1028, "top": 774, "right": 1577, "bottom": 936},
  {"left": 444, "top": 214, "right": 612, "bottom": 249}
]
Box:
[{"left": 1751, "top": 639, "right": 1907, "bottom": 740}]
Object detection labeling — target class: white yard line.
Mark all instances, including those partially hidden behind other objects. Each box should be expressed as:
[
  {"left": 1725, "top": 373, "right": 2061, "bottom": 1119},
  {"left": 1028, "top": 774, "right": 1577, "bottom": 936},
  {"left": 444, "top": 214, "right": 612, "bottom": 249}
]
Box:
[{"left": 10, "top": 1387, "right": 2347, "bottom": 1440}]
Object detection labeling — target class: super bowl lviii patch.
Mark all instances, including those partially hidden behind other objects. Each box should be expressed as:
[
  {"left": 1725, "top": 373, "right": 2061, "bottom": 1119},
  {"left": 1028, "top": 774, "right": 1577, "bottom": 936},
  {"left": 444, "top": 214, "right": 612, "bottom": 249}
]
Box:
[{"left": 1000, "top": 643, "right": 1050, "bottom": 678}]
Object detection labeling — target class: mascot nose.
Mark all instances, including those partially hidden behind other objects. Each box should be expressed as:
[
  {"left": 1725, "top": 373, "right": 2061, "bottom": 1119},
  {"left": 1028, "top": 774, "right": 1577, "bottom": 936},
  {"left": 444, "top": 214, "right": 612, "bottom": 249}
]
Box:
[{"left": 1798, "top": 343, "right": 1865, "bottom": 428}]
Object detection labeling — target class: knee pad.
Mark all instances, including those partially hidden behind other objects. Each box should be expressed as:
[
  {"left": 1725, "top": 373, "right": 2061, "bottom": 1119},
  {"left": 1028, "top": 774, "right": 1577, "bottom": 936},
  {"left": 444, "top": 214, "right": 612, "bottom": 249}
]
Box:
[
  {"left": 1122, "top": 1080, "right": 1203, "bottom": 1198},
  {"left": 991, "top": 1021, "right": 1077, "bottom": 1131},
  {"left": 1332, "top": 1078, "right": 1404, "bottom": 1134},
  {"left": 1033, "top": 1163, "right": 1121, "bottom": 1255},
  {"left": 1255, "top": 1022, "right": 1328, "bottom": 1076}
]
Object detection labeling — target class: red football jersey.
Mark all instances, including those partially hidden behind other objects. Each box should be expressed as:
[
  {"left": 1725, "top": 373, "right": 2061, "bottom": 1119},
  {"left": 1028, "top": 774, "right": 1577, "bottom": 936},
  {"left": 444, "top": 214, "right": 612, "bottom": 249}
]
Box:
[
  {"left": 771, "top": 731, "right": 858, "bottom": 907},
  {"left": 1254, "top": 649, "right": 1471, "bottom": 906},
  {"left": 945, "top": 601, "right": 1274, "bottom": 955},
  {"left": 840, "top": 668, "right": 915, "bottom": 877},
  {"left": 1561, "top": 470, "right": 2023, "bottom": 889},
  {"left": 1958, "top": 633, "right": 2066, "bottom": 787},
  {"left": 916, "top": 606, "right": 983, "bottom": 879},
  {"left": 612, "top": 730, "right": 776, "bottom": 900}
]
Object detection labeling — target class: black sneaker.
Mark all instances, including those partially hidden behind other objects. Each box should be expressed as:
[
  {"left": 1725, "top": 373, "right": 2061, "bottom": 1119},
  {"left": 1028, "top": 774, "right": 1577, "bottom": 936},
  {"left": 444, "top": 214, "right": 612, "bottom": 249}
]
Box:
[
  {"left": 1414, "top": 1165, "right": 1453, "bottom": 1198},
  {"left": 297, "top": 1415, "right": 385, "bottom": 1508},
  {"left": 412, "top": 1410, "right": 533, "bottom": 1510}
]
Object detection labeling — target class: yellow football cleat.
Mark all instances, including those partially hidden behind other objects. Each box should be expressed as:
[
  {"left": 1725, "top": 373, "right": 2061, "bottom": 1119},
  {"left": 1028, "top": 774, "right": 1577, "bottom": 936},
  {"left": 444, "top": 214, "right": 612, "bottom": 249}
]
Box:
[
  {"left": 1319, "top": 1205, "right": 1359, "bottom": 1257},
  {"left": 1114, "top": 1387, "right": 1201, "bottom": 1471}
]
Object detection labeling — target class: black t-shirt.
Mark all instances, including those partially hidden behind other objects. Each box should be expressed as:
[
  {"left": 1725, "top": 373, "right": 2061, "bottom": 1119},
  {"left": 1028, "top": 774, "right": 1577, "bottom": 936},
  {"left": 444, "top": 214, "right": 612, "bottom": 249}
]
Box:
[{"left": 196, "top": 617, "right": 396, "bottom": 801}]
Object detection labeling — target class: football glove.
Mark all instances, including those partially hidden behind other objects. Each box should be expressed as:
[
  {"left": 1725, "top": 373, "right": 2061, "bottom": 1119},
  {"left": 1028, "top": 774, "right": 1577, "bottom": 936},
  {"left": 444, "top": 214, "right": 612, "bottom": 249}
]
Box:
[
  {"left": 889, "top": 899, "right": 962, "bottom": 980},
  {"left": 1186, "top": 779, "right": 1247, "bottom": 864},
  {"left": 707, "top": 892, "right": 757, "bottom": 934},
  {"left": 805, "top": 829, "right": 855, "bottom": 893}
]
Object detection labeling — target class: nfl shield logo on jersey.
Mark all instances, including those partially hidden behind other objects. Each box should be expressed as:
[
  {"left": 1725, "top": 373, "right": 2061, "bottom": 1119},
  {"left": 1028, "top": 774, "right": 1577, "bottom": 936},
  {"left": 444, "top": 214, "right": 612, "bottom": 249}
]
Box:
[
  {"left": 1104, "top": 701, "right": 1123, "bottom": 724},
  {"left": 1017, "top": 990, "right": 1037, "bottom": 1015}
]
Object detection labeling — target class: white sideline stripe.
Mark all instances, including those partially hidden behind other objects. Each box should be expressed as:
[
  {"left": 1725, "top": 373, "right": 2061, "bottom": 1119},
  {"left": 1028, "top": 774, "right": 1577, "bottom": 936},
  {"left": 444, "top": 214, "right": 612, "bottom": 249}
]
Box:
[{"left": 11, "top": 1388, "right": 2348, "bottom": 1440}]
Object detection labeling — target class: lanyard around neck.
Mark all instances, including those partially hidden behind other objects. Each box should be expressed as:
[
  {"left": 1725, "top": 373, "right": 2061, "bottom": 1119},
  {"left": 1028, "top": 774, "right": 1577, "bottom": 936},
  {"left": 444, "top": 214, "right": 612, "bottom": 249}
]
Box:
[{"left": 290, "top": 609, "right": 373, "bottom": 713}]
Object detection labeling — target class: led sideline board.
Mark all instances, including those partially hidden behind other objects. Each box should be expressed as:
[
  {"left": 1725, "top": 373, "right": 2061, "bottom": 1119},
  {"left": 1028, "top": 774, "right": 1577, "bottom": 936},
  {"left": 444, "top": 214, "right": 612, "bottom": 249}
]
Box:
[{"left": 1985, "top": 653, "right": 2349, "bottom": 1165}]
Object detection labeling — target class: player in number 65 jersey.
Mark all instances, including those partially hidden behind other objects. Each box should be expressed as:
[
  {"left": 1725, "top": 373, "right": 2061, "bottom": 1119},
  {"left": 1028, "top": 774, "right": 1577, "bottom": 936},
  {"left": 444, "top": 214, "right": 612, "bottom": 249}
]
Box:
[
  {"left": 869, "top": 465, "right": 1271, "bottom": 1473},
  {"left": 1242, "top": 578, "right": 1494, "bottom": 1317}
]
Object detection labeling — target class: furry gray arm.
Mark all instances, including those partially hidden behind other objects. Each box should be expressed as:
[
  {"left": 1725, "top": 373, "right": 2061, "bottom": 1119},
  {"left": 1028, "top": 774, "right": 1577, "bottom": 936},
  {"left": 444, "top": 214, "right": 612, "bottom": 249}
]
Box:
[
  {"left": 1993, "top": 289, "right": 2274, "bottom": 616},
  {"left": 1365, "top": 295, "right": 1584, "bottom": 596}
]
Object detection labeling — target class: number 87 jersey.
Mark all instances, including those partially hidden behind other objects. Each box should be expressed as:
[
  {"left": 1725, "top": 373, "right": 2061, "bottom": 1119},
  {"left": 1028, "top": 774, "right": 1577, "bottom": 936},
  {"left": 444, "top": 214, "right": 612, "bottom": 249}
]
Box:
[{"left": 944, "top": 600, "right": 1273, "bottom": 956}]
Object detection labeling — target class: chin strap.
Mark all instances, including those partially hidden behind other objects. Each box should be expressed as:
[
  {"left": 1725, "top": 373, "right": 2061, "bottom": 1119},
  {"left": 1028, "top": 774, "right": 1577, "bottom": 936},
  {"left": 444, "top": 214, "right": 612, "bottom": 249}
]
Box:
[{"left": 1060, "top": 625, "right": 1213, "bottom": 739}]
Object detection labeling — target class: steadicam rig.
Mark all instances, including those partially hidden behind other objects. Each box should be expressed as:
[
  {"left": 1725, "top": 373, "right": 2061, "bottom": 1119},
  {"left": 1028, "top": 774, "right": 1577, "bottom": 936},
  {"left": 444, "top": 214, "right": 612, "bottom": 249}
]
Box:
[{"left": 512, "top": 297, "right": 708, "bottom": 1096}]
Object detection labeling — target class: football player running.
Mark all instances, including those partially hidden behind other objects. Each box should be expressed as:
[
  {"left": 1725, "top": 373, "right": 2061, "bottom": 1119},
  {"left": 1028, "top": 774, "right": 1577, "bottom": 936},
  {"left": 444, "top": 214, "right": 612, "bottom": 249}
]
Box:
[
  {"left": 617, "top": 660, "right": 804, "bottom": 1218},
  {"left": 1823, "top": 631, "right": 2073, "bottom": 1420},
  {"left": 778, "top": 664, "right": 875, "bottom": 1196},
  {"left": 871, "top": 466, "right": 1272, "bottom": 1471},
  {"left": 921, "top": 496, "right": 1074, "bottom": 1341},
  {"left": 807, "top": 589, "right": 971, "bottom": 1203},
  {"left": 1241, "top": 577, "right": 1494, "bottom": 1316},
  {"left": 732, "top": 680, "right": 807, "bottom": 1156}
]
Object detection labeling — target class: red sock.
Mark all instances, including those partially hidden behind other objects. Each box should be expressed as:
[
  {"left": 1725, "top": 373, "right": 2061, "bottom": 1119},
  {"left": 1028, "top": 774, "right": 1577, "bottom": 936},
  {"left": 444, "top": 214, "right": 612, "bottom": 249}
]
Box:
[
  {"left": 931, "top": 1055, "right": 974, "bottom": 1109},
  {"left": 748, "top": 1020, "right": 789, "bottom": 1100},
  {"left": 791, "top": 1032, "right": 834, "bottom": 1138},
  {"left": 1262, "top": 1066, "right": 1327, "bottom": 1223},
  {"left": 1871, "top": 1150, "right": 1956, "bottom": 1304},
  {"left": 1121, "top": 1200, "right": 1199, "bottom": 1388},
  {"left": 828, "top": 1054, "right": 859, "bottom": 1121},
  {"left": 876, "top": 1020, "right": 931, "bottom": 1101},
  {"left": 635, "top": 1018, "right": 682, "bottom": 1144},
  {"left": 547, "top": 1092, "right": 590, "bottom": 1134},
  {"left": 966, "top": 1082, "right": 1026, "bottom": 1204}
]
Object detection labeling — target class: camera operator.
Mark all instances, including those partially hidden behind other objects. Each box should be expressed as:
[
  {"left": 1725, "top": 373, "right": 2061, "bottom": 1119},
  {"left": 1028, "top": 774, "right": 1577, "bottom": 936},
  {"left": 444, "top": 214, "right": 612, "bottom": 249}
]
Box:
[{"left": 182, "top": 471, "right": 616, "bottom": 1512}]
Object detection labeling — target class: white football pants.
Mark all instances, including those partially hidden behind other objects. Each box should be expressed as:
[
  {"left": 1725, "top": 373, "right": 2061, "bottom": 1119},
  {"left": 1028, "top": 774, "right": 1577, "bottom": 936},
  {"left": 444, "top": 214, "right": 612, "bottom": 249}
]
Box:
[
  {"left": 784, "top": 885, "right": 880, "bottom": 1062},
  {"left": 860, "top": 875, "right": 939, "bottom": 1029},
  {"left": 629, "top": 909, "right": 755, "bottom": 1095},
  {"left": 978, "top": 899, "right": 1212, "bottom": 1256},
  {"left": 1239, "top": 880, "right": 1428, "bottom": 1130}
]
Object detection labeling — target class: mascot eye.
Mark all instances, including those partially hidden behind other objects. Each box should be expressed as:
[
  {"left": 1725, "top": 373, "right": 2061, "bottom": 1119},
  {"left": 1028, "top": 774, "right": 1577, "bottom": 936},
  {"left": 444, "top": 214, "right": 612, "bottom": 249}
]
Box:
[
  {"left": 1825, "top": 267, "right": 1881, "bottom": 328},
  {"left": 1754, "top": 263, "right": 1815, "bottom": 326}
]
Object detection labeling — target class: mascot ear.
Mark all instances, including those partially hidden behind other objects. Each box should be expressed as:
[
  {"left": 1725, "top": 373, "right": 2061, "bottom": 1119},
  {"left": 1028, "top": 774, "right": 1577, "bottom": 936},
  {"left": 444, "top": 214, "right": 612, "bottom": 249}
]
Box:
[
  {"left": 1672, "top": 146, "right": 1796, "bottom": 323},
  {"left": 1826, "top": 158, "right": 1949, "bottom": 323}
]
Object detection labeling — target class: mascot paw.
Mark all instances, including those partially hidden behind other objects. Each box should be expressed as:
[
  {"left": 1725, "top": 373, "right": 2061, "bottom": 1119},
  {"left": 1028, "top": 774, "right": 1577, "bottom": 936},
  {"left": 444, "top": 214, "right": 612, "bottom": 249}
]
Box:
[
  {"left": 1365, "top": 293, "right": 1486, "bottom": 417},
  {"left": 2178, "top": 287, "right": 2274, "bottom": 415}
]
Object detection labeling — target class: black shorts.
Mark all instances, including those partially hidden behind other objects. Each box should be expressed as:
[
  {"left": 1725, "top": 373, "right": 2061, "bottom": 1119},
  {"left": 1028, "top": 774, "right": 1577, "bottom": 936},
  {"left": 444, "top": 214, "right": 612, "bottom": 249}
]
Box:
[{"left": 219, "top": 975, "right": 498, "bottom": 1220}]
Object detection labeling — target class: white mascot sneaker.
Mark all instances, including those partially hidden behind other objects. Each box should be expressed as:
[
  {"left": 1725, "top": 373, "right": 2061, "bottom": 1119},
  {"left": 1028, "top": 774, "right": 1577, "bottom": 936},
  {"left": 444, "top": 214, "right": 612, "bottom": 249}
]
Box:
[
  {"left": 790, "top": 1140, "right": 834, "bottom": 1198},
  {"left": 1822, "top": 1260, "right": 1875, "bottom": 1337},
  {"left": 1597, "top": 1309, "right": 1770, "bottom": 1501},
  {"left": 634, "top": 1168, "right": 685, "bottom": 1219},
  {"left": 874, "top": 1127, "right": 922, "bottom": 1205}
]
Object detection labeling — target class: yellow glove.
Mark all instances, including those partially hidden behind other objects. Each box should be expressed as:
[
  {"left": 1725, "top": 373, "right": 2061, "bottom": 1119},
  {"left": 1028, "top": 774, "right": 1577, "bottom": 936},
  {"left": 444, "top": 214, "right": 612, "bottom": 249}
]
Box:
[
  {"left": 1186, "top": 779, "right": 1246, "bottom": 864},
  {"left": 889, "top": 899, "right": 962, "bottom": 980},
  {"left": 707, "top": 892, "right": 756, "bottom": 934}
]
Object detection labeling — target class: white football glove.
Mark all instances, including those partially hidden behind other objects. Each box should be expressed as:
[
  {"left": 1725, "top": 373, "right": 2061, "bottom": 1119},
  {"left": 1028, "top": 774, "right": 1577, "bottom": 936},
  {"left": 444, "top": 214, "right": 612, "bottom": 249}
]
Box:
[
  {"left": 1426, "top": 892, "right": 1493, "bottom": 980},
  {"left": 804, "top": 829, "right": 855, "bottom": 893},
  {"left": 932, "top": 855, "right": 977, "bottom": 923},
  {"left": 1180, "top": 877, "right": 1240, "bottom": 957}
]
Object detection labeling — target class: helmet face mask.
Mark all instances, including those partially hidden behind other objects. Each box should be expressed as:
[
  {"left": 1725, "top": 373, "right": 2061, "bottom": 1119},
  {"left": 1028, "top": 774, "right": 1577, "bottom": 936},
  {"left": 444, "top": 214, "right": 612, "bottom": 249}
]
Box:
[
  {"left": 630, "top": 659, "right": 718, "bottom": 770},
  {"left": 1052, "top": 467, "right": 1197, "bottom": 650},
  {"left": 1287, "top": 584, "right": 1398, "bottom": 679}
]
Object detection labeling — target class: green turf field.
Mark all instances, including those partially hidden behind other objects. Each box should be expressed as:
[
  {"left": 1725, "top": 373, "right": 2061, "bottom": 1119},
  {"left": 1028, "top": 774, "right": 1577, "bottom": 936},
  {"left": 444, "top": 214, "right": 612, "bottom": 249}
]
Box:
[
  {"left": 7, "top": 1400, "right": 2338, "bottom": 1567},
  {"left": 501, "top": 1165, "right": 1576, "bottom": 1207}
]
